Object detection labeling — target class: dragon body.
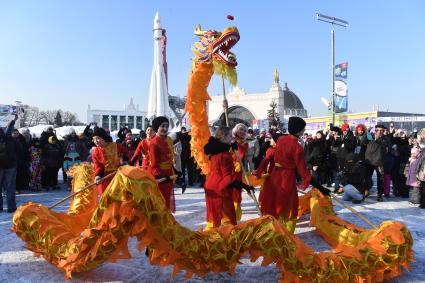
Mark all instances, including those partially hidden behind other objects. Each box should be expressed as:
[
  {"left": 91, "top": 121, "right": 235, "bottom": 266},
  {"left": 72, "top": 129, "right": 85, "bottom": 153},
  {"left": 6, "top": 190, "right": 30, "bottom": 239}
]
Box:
[{"left": 13, "top": 164, "right": 413, "bottom": 282}]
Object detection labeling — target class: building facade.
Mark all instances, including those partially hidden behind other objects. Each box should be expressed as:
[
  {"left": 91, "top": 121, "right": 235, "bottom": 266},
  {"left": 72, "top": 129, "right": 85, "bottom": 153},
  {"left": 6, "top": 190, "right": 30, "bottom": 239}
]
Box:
[
  {"left": 207, "top": 70, "right": 307, "bottom": 127},
  {"left": 305, "top": 111, "right": 425, "bottom": 133},
  {"left": 87, "top": 98, "right": 149, "bottom": 131}
]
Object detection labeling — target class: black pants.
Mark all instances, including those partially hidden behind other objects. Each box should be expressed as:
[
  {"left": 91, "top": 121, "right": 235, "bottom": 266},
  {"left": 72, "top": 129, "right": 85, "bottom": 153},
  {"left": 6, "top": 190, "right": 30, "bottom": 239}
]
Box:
[
  {"left": 45, "top": 166, "right": 60, "bottom": 187},
  {"left": 366, "top": 164, "right": 384, "bottom": 196},
  {"left": 420, "top": 182, "right": 425, "bottom": 207},
  {"left": 181, "top": 157, "right": 194, "bottom": 184},
  {"left": 393, "top": 174, "right": 409, "bottom": 197}
]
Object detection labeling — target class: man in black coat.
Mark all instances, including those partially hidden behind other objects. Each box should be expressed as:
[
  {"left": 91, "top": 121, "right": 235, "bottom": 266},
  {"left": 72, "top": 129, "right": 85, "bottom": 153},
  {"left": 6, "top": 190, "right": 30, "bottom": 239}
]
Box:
[
  {"left": 0, "top": 116, "right": 20, "bottom": 212},
  {"left": 365, "top": 125, "right": 388, "bottom": 201}
]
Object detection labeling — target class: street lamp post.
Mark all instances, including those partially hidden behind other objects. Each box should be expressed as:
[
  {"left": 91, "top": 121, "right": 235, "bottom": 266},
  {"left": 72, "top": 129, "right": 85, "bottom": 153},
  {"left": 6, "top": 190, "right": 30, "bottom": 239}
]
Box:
[{"left": 316, "top": 13, "right": 348, "bottom": 126}]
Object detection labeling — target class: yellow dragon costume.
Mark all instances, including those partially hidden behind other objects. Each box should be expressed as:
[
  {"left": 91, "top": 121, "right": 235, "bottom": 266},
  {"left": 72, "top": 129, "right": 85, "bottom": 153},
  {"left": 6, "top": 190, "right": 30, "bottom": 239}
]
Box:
[{"left": 12, "top": 23, "right": 413, "bottom": 282}]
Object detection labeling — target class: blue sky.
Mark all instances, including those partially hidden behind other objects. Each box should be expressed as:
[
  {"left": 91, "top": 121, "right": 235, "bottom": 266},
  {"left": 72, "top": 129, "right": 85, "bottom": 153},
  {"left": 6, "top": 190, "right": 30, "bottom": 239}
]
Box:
[{"left": 1, "top": 0, "right": 424, "bottom": 122}]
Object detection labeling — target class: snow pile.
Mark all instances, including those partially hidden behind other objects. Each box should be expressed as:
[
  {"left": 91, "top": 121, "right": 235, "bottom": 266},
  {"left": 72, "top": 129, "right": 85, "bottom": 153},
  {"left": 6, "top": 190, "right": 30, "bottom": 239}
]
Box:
[{"left": 19, "top": 125, "right": 87, "bottom": 140}]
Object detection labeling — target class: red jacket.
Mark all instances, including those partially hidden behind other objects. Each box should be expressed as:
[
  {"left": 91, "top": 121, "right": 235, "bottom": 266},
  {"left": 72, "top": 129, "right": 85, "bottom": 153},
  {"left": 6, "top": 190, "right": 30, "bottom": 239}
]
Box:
[
  {"left": 264, "top": 135, "right": 312, "bottom": 220},
  {"left": 92, "top": 142, "right": 129, "bottom": 194},
  {"left": 148, "top": 135, "right": 175, "bottom": 211},
  {"left": 131, "top": 138, "right": 151, "bottom": 167},
  {"left": 204, "top": 137, "right": 238, "bottom": 227},
  {"left": 255, "top": 147, "right": 276, "bottom": 177}
]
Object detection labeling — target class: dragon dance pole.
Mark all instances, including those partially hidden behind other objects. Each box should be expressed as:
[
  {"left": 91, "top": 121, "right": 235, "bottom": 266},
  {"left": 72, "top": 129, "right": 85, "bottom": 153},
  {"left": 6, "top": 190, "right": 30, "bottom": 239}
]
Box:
[
  {"left": 221, "top": 75, "right": 261, "bottom": 216},
  {"left": 48, "top": 171, "right": 116, "bottom": 210},
  {"left": 330, "top": 193, "right": 378, "bottom": 229},
  {"left": 222, "top": 75, "right": 229, "bottom": 126},
  {"left": 297, "top": 189, "right": 377, "bottom": 229}
]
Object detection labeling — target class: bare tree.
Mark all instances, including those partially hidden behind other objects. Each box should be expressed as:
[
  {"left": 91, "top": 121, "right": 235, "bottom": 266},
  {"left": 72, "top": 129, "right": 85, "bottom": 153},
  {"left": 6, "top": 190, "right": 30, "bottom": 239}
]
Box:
[
  {"left": 62, "top": 111, "right": 78, "bottom": 125},
  {"left": 40, "top": 110, "right": 57, "bottom": 125},
  {"left": 17, "top": 104, "right": 81, "bottom": 127},
  {"left": 21, "top": 105, "right": 44, "bottom": 127}
]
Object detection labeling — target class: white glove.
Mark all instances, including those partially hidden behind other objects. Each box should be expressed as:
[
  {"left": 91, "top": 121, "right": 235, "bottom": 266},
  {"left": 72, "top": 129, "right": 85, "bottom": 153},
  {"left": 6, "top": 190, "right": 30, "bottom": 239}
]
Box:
[{"left": 95, "top": 176, "right": 102, "bottom": 185}]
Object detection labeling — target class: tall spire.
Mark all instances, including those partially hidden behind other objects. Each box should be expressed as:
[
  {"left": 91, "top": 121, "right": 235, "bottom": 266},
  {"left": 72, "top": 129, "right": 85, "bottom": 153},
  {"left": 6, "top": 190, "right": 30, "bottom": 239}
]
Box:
[{"left": 147, "top": 11, "right": 171, "bottom": 120}]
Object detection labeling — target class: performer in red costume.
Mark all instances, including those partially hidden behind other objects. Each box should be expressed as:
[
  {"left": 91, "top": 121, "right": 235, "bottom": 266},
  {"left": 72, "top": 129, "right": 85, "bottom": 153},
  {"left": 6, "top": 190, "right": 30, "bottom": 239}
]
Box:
[
  {"left": 130, "top": 126, "right": 155, "bottom": 167},
  {"left": 148, "top": 116, "right": 176, "bottom": 212},
  {"left": 203, "top": 126, "right": 254, "bottom": 230},
  {"left": 231, "top": 123, "right": 248, "bottom": 221},
  {"left": 265, "top": 117, "right": 330, "bottom": 233},
  {"left": 255, "top": 132, "right": 281, "bottom": 214},
  {"left": 92, "top": 127, "right": 129, "bottom": 195}
]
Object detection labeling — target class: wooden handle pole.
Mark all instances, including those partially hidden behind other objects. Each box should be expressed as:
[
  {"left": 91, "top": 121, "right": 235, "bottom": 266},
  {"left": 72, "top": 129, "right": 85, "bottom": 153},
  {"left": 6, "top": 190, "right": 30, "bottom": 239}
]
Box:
[
  {"left": 48, "top": 171, "right": 116, "bottom": 210},
  {"left": 330, "top": 193, "right": 378, "bottom": 229}
]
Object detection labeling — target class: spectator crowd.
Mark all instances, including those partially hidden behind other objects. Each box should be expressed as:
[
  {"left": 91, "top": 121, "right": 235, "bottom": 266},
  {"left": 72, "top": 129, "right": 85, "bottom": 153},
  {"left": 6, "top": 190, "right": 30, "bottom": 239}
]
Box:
[{"left": 1, "top": 114, "right": 425, "bottom": 213}]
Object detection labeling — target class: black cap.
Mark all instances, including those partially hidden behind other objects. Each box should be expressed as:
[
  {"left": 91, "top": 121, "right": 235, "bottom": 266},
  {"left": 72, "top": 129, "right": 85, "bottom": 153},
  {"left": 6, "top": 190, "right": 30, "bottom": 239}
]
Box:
[
  {"left": 152, "top": 116, "right": 169, "bottom": 132},
  {"left": 93, "top": 127, "right": 109, "bottom": 141}
]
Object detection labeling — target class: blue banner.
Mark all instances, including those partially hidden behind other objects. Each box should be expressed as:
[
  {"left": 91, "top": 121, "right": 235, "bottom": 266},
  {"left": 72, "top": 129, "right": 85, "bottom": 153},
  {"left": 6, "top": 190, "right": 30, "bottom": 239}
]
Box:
[
  {"left": 334, "top": 62, "right": 348, "bottom": 112},
  {"left": 335, "top": 95, "right": 348, "bottom": 113},
  {"left": 335, "top": 62, "right": 348, "bottom": 79}
]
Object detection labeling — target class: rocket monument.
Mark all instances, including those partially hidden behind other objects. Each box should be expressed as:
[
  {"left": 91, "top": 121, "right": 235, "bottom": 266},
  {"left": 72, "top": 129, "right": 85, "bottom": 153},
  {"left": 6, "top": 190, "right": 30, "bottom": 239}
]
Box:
[{"left": 147, "top": 11, "right": 171, "bottom": 120}]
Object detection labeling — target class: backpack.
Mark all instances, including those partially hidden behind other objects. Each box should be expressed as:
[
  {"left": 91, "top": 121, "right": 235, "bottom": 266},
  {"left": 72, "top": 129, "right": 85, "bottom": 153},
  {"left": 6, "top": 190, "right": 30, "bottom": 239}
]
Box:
[{"left": 365, "top": 140, "right": 385, "bottom": 167}]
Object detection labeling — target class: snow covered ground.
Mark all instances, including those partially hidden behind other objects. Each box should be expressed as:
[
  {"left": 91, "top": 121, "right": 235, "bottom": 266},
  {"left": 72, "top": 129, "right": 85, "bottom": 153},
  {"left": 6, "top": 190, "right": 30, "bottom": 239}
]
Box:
[{"left": 1, "top": 183, "right": 425, "bottom": 282}]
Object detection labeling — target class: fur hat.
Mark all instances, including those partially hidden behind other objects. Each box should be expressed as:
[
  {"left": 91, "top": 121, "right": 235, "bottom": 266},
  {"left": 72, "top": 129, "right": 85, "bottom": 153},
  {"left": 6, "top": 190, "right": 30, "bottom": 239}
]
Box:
[
  {"left": 341, "top": 123, "right": 350, "bottom": 132},
  {"left": 93, "top": 127, "right": 109, "bottom": 141},
  {"left": 331, "top": 126, "right": 343, "bottom": 135},
  {"left": 152, "top": 116, "right": 169, "bottom": 132},
  {"left": 288, "top": 116, "right": 306, "bottom": 135}
]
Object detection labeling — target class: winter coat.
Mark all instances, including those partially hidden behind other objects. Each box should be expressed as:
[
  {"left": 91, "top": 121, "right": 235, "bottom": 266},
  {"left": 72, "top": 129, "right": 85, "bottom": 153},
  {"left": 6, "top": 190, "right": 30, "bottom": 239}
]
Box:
[
  {"left": 306, "top": 138, "right": 327, "bottom": 169},
  {"left": 63, "top": 135, "right": 85, "bottom": 160},
  {"left": 336, "top": 130, "right": 357, "bottom": 166},
  {"left": 406, "top": 155, "right": 421, "bottom": 187},
  {"left": 42, "top": 142, "right": 64, "bottom": 168},
  {"left": 0, "top": 120, "right": 20, "bottom": 169},
  {"left": 354, "top": 133, "right": 369, "bottom": 161},
  {"left": 340, "top": 160, "right": 371, "bottom": 194},
  {"left": 365, "top": 137, "right": 387, "bottom": 167},
  {"left": 416, "top": 151, "right": 425, "bottom": 182},
  {"left": 178, "top": 132, "right": 192, "bottom": 160},
  {"left": 0, "top": 133, "right": 18, "bottom": 169},
  {"left": 245, "top": 136, "right": 260, "bottom": 158},
  {"left": 204, "top": 137, "right": 238, "bottom": 227}
]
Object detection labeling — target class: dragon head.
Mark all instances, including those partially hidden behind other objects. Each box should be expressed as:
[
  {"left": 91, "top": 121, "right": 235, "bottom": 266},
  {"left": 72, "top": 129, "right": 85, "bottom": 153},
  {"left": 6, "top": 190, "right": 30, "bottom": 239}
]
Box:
[{"left": 192, "top": 25, "right": 240, "bottom": 85}]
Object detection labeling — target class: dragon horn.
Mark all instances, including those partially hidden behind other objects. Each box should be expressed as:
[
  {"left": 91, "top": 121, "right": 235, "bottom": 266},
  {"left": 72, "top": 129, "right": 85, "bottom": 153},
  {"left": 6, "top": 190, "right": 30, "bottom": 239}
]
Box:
[{"left": 194, "top": 24, "right": 205, "bottom": 36}]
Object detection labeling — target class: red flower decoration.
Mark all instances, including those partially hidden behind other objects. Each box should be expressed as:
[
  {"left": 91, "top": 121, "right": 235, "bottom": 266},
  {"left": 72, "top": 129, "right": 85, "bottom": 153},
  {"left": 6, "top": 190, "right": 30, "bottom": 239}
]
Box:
[{"left": 227, "top": 15, "right": 234, "bottom": 21}]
